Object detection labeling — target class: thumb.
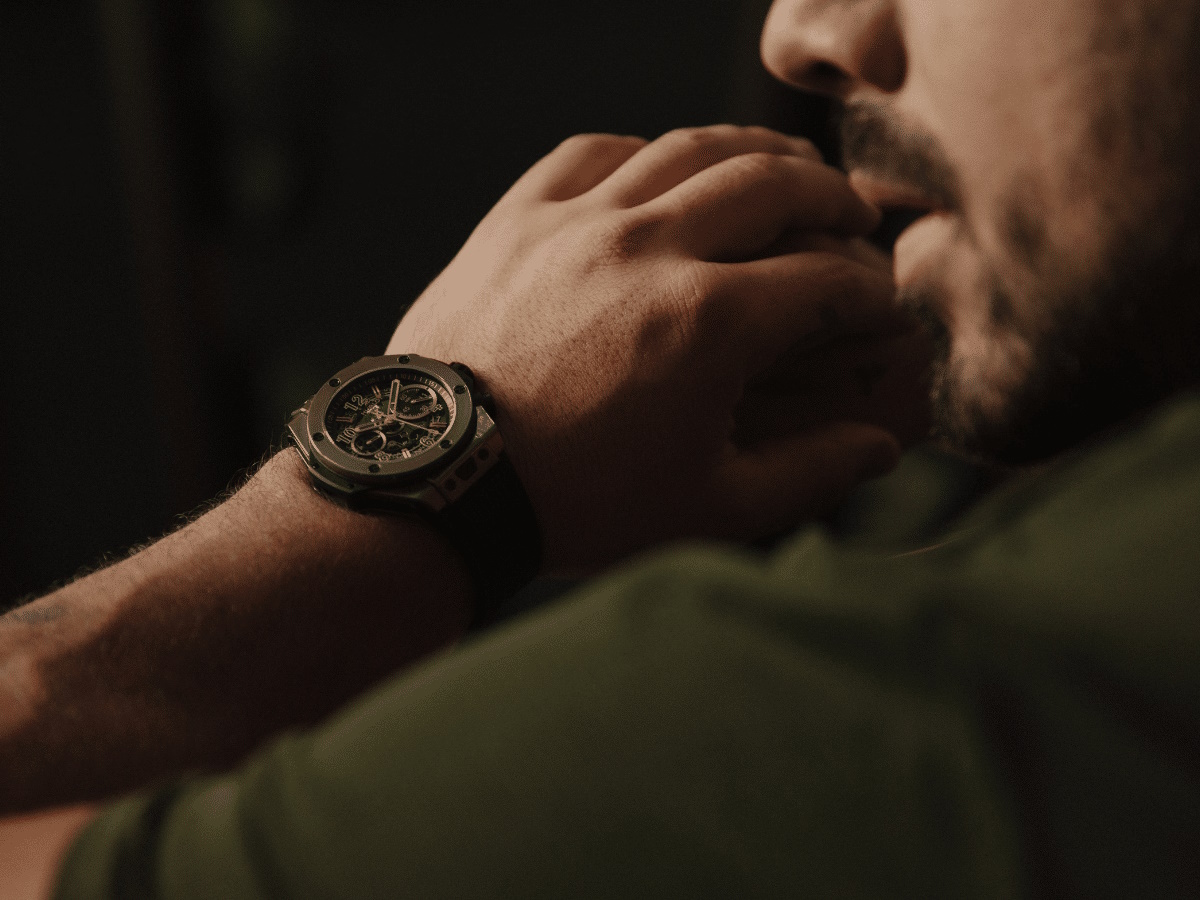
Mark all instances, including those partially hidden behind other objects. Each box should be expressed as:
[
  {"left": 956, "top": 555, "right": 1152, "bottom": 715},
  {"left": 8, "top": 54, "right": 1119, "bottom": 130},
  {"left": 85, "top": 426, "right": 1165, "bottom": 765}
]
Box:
[{"left": 712, "top": 423, "right": 902, "bottom": 538}]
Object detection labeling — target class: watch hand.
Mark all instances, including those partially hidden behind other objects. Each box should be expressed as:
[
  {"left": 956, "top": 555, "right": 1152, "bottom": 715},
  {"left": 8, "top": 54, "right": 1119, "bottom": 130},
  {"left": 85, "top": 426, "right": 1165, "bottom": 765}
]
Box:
[
  {"left": 385, "top": 417, "right": 438, "bottom": 435},
  {"left": 355, "top": 416, "right": 438, "bottom": 436},
  {"left": 387, "top": 379, "right": 400, "bottom": 417}
]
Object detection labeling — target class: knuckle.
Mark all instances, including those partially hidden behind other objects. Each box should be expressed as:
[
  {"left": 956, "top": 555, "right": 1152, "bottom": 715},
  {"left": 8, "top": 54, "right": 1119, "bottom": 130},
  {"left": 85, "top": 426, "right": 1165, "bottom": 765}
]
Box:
[
  {"left": 739, "top": 124, "right": 786, "bottom": 143},
  {"left": 665, "top": 264, "right": 732, "bottom": 347},
  {"left": 657, "top": 124, "right": 740, "bottom": 153},
  {"left": 653, "top": 126, "right": 816, "bottom": 176},
  {"left": 734, "top": 125, "right": 820, "bottom": 160},
  {"left": 639, "top": 271, "right": 707, "bottom": 360},
  {"left": 703, "top": 123, "right": 745, "bottom": 140},
  {"left": 611, "top": 133, "right": 651, "bottom": 149},
  {"left": 596, "top": 212, "right": 668, "bottom": 263},
  {"left": 791, "top": 136, "right": 821, "bottom": 158},
  {"left": 724, "top": 150, "right": 791, "bottom": 183},
  {"left": 658, "top": 126, "right": 711, "bottom": 151},
  {"left": 554, "top": 133, "right": 598, "bottom": 152},
  {"left": 807, "top": 254, "right": 876, "bottom": 305},
  {"left": 556, "top": 132, "right": 639, "bottom": 153}
]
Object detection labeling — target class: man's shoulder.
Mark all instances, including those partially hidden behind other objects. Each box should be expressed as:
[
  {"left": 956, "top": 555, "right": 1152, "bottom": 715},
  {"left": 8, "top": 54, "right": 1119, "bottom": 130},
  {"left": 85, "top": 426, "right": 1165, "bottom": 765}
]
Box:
[
  {"left": 561, "top": 386, "right": 1200, "bottom": 661},
  {"left": 921, "top": 389, "right": 1200, "bottom": 653}
]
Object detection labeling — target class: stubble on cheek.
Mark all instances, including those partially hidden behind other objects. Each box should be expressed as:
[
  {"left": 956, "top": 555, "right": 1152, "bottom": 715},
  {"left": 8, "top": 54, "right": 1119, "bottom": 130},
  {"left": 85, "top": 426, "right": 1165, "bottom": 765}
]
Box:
[
  {"left": 898, "top": 2, "right": 1200, "bottom": 465},
  {"left": 900, "top": 269, "right": 1038, "bottom": 461},
  {"left": 909, "top": 171, "right": 1185, "bottom": 466},
  {"left": 896, "top": 173, "right": 1059, "bottom": 462}
]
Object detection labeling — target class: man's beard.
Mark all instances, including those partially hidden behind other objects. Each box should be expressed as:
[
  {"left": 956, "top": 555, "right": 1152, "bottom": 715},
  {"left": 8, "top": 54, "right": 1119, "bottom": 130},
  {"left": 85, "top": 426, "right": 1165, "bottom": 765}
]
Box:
[
  {"left": 842, "top": 95, "right": 1200, "bottom": 467},
  {"left": 903, "top": 224, "right": 1200, "bottom": 465}
]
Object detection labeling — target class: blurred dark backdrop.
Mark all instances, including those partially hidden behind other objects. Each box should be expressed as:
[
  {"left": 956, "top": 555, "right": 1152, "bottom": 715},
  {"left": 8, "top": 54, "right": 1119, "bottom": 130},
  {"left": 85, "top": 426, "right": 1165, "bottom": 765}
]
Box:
[{"left": 1, "top": 0, "right": 832, "bottom": 606}]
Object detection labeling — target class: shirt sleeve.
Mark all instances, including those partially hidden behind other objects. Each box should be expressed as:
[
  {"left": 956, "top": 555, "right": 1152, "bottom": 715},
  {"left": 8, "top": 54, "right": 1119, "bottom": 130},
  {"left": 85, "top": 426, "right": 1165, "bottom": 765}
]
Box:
[{"left": 55, "top": 545, "right": 1023, "bottom": 900}]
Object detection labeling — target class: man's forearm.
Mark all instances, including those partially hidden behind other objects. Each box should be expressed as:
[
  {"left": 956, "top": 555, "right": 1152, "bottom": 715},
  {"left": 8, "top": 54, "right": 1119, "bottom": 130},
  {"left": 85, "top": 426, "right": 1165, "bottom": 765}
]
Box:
[{"left": 0, "top": 452, "right": 472, "bottom": 813}]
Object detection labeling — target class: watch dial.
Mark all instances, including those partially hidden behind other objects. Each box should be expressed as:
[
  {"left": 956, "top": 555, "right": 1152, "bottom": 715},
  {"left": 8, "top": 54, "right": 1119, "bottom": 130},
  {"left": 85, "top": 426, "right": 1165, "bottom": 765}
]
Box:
[{"left": 323, "top": 368, "right": 456, "bottom": 462}]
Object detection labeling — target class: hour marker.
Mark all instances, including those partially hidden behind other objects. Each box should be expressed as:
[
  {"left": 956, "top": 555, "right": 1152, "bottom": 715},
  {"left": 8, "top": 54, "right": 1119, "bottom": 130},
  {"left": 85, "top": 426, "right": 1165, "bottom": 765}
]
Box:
[
  {"left": 372, "top": 385, "right": 383, "bottom": 399},
  {"left": 335, "top": 415, "right": 354, "bottom": 423}
]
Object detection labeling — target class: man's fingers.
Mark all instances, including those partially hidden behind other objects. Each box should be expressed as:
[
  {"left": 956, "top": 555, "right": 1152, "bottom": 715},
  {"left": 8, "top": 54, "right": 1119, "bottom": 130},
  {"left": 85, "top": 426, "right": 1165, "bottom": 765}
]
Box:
[
  {"left": 734, "top": 329, "right": 935, "bottom": 448},
  {"left": 762, "top": 232, "right": 894, "bottom": 274},
  {"left": 510, "top": 133, "right": 649, "bottom": 203},
  {"left": 648, "top": 153, "right": 881, "bottom": 262},
  {"left": 704, "top": 252, "right": 902, "bottom": 373},
  {"left": 711, "top": 424, "right": 902, "bottom": 537},
  {"left": 598, "top": 125, "right": 822, "bottom": 208}
]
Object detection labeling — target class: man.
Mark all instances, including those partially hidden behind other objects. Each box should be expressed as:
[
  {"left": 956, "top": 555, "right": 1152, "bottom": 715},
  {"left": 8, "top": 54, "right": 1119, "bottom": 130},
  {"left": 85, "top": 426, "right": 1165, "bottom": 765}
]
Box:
[{"left": 2, "top": 0, "right": 1198, "bottom": 895}]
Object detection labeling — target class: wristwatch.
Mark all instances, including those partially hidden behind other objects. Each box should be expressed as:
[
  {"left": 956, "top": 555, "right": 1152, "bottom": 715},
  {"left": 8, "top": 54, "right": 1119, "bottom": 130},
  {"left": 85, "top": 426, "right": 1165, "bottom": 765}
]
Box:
[{"left": 286, "top": 354, "right": 542, "bottom": 625}]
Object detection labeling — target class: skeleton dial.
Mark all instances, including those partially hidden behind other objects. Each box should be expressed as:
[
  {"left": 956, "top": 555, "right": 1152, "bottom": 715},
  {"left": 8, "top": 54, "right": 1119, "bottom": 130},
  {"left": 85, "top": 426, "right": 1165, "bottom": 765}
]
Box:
[{"left": 323, "top": 368, "right": 455, "bottom": 462}]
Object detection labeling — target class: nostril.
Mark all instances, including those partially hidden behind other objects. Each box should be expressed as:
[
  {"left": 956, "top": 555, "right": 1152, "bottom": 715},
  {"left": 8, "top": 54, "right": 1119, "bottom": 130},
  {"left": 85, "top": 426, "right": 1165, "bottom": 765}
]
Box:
[
  {"left": 807, "top": 60, "right": 848, "bottom": 94},
  {"left": 863, "top": 46, "right": 907, "bottom": 93}
]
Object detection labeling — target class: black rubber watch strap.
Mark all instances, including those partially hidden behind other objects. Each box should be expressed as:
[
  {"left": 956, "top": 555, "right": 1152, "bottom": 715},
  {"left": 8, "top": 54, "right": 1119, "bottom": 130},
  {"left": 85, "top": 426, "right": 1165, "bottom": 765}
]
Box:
[{"left": 436, "top": 451, "right": 542, "bottom": 627}]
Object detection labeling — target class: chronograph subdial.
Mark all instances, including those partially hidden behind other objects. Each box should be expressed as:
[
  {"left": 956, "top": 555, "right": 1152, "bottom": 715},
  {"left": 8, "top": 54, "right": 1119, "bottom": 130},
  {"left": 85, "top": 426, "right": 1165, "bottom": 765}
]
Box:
[
  {"left": 326, "top": 371, "right": 455, "bottom": 462},
  {"left": 349, "top": 425, "right": 418, "bottom": 458},
  {"left": 394, "top": 384, "right": 439, "bottom": 420},
  {"left": 349, "top": 428, "right": 388, "bottom": 456}
]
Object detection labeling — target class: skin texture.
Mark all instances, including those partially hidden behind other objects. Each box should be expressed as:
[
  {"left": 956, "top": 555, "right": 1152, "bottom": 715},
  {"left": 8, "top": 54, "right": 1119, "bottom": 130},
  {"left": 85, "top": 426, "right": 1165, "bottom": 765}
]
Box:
[
  {"left": 763, "top": 0, "right": 1200, "bottom": 463},
  {"left": 388, "top": 125, "right": 926, "bottom": 572},
  {"left": 0, "top": 806, "right": 94, "bottom": 900},
  {"left": 0, "top": 454, "right": 471, "bottom": 815},
  {"left": 0, "top": 454, "right": 473, "bottom": 898},
  {"left": 0, "top": 126, "right": 925, "bottom": 896},
  {"left": 7, "top": 0, "right": 1199, "bottom": 893}
]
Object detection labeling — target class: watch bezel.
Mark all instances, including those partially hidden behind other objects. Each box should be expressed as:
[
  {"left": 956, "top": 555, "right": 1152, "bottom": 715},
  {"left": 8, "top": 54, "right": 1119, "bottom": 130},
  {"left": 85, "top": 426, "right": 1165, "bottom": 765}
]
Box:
[{"left": 305, "top": 355, "right": 475, "bottom": 483}]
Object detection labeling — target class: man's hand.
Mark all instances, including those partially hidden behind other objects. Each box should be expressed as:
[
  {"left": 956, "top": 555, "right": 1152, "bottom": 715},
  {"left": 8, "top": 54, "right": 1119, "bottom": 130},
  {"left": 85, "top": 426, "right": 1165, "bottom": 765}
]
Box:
[{"left": 389, "top": 125, "right": 929, "bottom": 572}]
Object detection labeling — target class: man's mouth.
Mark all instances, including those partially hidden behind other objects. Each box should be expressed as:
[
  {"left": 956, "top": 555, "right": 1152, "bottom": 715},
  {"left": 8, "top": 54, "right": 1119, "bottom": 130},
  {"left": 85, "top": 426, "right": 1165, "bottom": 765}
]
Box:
[{"left": 848, "top": 170, "right": 945, "bottom": 252}]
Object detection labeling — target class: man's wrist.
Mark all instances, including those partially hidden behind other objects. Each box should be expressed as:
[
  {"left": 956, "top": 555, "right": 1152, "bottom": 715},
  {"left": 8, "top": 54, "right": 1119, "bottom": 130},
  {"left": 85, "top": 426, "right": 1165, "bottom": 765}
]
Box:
[
  {"left": 0, "top": 448, "right": 475, "bottom": 813},
  {"left": 255, "top": 448, "right": 475, "bottom": 629}
]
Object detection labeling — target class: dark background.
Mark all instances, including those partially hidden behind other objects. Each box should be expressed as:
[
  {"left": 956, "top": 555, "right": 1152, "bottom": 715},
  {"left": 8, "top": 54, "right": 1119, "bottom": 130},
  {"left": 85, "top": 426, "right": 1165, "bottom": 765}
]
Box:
[{"left": 1, "top": 0, "right": 833, "bottom": 606}]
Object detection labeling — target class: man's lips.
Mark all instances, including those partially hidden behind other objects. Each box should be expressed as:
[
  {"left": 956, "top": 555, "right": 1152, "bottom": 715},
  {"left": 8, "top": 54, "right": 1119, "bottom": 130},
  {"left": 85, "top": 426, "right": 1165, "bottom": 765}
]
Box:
[
  {"left": 848, "top": 170, "right": 944, "bottom": 215},
  {"left": 848, "top": 169, "right": 955, "bottom": 286}
]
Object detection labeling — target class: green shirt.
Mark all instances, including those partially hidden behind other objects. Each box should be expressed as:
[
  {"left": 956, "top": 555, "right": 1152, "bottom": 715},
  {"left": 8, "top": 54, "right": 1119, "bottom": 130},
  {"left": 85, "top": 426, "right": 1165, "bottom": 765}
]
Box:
[{"left": 57, "top": 392, "right": 1200, "bottom": 898}]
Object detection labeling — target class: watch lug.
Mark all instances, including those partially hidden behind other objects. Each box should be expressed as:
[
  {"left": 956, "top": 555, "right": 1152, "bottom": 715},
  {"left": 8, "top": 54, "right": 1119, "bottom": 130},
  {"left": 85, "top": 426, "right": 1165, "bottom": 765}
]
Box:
[
  {"left": 286, "top": 407, "right": 315, "bottom": 468},
  {"left": 450, "top": 361, "right": 498, "bottom": 413},
  {"left": 429, "top": 408, "right": 503, "bottom": 505}
]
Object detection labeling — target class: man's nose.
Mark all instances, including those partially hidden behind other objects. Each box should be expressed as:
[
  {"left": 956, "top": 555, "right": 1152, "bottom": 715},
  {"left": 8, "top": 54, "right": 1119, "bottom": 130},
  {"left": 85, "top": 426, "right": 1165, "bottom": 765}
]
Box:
[{"left": 760, "top": 0, "right": 906, "bottom": 98}]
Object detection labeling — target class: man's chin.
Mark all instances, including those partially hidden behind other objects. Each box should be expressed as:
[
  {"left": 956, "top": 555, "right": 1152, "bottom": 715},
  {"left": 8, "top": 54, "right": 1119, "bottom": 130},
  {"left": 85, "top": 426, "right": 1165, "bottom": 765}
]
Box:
[
  {"left": 902, "top": 277, "right": 1183, "bottom": 468},
  {"left": 928, "top": 341, "right": 1175, "bottom": 468}
]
